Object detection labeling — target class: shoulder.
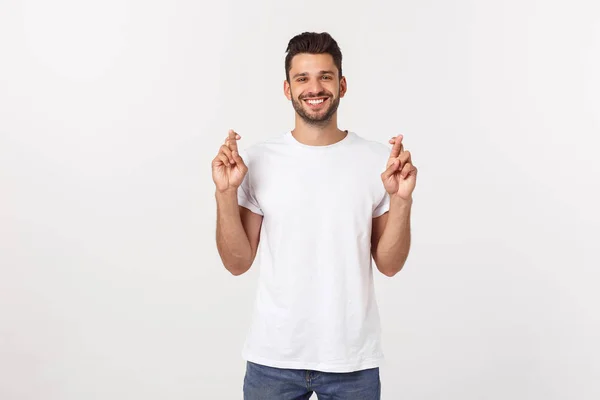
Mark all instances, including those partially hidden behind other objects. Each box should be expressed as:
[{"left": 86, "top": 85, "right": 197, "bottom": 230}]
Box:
[
  {"left": 348, "top": 132, "right": 391, "bottom": 159},
  {"left": 238, "top": 131, "right": 288, "bottom": 162}
]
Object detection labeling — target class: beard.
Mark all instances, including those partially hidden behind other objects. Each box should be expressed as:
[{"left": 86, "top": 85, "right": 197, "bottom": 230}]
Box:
[{"left": 291, "top": 89, "right": 341, "bottom": 126}]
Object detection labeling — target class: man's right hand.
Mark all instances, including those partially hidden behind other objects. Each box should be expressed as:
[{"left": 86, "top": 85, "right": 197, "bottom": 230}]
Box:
[{"left": 212, "top": 129, "right": 248, "bottom": 193}]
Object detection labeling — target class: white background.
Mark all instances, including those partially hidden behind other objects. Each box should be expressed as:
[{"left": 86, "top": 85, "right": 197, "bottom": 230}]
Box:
[{"left": 1, "top": 0, "right": 599, "bottom": 399}]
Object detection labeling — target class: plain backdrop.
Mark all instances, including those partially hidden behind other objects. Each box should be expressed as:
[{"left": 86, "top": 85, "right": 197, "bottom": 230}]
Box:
[{"left": 1, "top": 0, "right": 599, "bottom": 399}]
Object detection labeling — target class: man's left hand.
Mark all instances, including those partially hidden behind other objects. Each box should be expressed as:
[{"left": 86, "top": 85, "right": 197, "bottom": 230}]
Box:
[{"left": 381, "top": 134, "right": 418, "bottom": 201}]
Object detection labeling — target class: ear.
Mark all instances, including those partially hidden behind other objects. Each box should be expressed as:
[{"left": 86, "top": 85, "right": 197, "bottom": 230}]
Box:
[
  {"left": 283, "top": 79, "right": 292, "bottom": 100},
  {"left": 339, "top": 76, "right": 347, "bottom": 98}
]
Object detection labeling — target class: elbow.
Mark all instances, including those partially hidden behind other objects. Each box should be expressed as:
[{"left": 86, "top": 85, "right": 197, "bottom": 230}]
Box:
[
  {"left": 224, "top": 260, "right": 252, "bottom": 276},
  {"left": 381, "top": 269, "right": 395, "bottom": 277},
  {"left": 217, "top": 246, "right": 253, "bottom": 276},
  {"left": 222, "top": 255, "right": 254, "bottom": 276},
  {"left": 229, "top": 269, "right": 245, "bottom": 276},
  {"left": 376, "top": 258, "right": 406, "bottom": 277},
  {"left": 380, "top": 267, "right": 400, "bottom": 277}
]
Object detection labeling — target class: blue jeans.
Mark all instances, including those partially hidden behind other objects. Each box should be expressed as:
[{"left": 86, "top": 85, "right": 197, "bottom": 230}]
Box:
[{"left": 243, "top": 361, "right": 381, "bottom": 399}]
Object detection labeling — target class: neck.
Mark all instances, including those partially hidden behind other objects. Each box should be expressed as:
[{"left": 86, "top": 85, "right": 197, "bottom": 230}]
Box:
[{"left": 291, "top": 114, "right": 347, "bottom": 146}]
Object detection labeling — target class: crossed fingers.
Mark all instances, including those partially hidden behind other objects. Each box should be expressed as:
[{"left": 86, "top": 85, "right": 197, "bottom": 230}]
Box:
[
  {"left": 387, "top": 135, "right": 412, "bottom": 174},
  {"left": 218, "top": 129, "right": 241, "bottom": 166}
]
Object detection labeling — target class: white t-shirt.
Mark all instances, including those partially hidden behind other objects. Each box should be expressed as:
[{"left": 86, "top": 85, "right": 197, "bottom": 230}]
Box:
[{"left": 237, "top": 130, "right": 391, "bottom": 373}]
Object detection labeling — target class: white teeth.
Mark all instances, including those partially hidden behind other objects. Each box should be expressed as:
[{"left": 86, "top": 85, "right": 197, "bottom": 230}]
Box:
[{"left": 307, "top": 98, "right": 325, "bottom": 105}]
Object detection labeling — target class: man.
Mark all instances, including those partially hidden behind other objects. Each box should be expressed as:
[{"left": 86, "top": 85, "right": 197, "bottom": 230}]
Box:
[{"left": 212, "top": 32, "right": 417, "bottom": 399}]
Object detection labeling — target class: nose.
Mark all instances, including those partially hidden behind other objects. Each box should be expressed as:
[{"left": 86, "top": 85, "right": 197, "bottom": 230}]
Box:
[{"left": 306, "top": 78, "right": 325, "bottom": 96}]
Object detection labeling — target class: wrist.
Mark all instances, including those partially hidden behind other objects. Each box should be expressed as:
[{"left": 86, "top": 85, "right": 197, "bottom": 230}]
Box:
[
  {"left": 215, "top": 187, "right": 238, "bottom": 199},
  {"left": 390, "top": 194, "right": 413, "bottom": 208}
]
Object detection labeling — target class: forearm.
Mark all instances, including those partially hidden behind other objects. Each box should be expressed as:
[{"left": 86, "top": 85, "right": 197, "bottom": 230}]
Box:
[
  {"left": 374, "top": 196, "right": 412, "bottom": 276},
  {"left": 215, "top": 189, "right": 253, "bottom": 275}
]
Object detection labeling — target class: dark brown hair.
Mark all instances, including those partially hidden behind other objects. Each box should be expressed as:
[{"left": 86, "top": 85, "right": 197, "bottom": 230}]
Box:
[{"left": 284, "top": 32, "right": 343, "bottom": 82}]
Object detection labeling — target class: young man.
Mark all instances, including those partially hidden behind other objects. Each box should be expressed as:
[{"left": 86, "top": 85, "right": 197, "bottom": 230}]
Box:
[{"left": 213, "top": 32, "right": 417, "bottom": 399}]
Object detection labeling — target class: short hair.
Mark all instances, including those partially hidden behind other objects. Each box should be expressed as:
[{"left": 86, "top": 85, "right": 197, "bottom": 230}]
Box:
[{"left": 284, "top": 32, "right": 343, "bottom": 81}]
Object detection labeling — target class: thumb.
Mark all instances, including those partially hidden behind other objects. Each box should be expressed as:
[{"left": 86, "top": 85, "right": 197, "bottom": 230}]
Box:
[
  {"left": 232, "top": 150, "right": 247, "bottom": 170},
  {"left": 381, "top": 159, "right": 399, "bottom": 180}
]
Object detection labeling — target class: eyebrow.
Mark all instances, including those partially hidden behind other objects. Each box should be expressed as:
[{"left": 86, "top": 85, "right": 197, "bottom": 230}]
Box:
[{"left": 292, "top": 70, "right": 336, "bottom": 79}]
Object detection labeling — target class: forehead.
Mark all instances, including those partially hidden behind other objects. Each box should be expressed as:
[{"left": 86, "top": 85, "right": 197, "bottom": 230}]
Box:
[{"left": 289, "top": 53, "right": 337, "bottom": 75}]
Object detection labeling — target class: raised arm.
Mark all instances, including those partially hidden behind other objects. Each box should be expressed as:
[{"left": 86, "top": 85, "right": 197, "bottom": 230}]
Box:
[
  {"left": 213, "top": 130, "right": 263, "bottom": 275},
  {"left": 371, "top": 134, "right": 418, "bottom": 277}
]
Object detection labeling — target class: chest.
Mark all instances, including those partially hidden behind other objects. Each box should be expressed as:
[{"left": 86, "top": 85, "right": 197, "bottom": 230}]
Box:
[{"left": 252, "top": 152, "right": 383, "bottom": 221}]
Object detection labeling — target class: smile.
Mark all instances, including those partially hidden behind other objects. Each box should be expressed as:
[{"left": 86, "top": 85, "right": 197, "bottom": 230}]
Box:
[{"left": 303, "top": 97, "right": 329, "bottom": 107}]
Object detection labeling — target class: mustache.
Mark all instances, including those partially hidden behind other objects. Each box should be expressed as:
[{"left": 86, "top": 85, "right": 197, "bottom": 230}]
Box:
[{"left": 299, "top": 91, "right": 332, "bottom": 100}]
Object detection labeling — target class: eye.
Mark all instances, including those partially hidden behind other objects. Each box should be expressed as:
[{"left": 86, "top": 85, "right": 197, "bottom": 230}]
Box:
[
  {"left": 297, "top": 77, "right": 306, "bottom": 82},
  {"left": 322, "top": 75, "right": 332, "bottom": 80}
]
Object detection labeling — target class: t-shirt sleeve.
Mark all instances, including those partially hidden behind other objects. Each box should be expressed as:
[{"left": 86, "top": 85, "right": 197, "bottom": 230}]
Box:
[
  {"left": 372, "top": 144, "right": 391, "bottom": 218},
  {"left": 373, "top": 191, "right": 390, "bottom": 217},
  {"left": 237, "top": 151, "right": 264, "bottom": 216}
]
